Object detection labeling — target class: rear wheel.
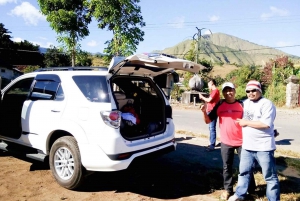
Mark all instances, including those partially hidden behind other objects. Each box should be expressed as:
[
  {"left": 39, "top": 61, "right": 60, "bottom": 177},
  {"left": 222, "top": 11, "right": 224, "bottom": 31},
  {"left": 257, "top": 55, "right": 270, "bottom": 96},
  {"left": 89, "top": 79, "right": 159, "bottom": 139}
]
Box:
[{"left": 49, "top": 136, "right": 84, "bottom": 189}]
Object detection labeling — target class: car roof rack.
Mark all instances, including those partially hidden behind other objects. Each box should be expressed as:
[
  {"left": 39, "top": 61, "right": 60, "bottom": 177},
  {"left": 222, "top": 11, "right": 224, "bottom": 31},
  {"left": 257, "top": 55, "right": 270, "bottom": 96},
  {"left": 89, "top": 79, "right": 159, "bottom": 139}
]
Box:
[{"left": 35, "top": 67, "right": 108, "bottom": 72}]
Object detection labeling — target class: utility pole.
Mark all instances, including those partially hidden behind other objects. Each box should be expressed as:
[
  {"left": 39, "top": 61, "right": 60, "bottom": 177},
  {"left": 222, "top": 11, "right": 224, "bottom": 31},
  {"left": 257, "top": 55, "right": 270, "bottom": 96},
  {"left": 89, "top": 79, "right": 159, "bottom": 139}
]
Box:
[{"left": 193, "top": 27, "right": 212, "bottom": 64}]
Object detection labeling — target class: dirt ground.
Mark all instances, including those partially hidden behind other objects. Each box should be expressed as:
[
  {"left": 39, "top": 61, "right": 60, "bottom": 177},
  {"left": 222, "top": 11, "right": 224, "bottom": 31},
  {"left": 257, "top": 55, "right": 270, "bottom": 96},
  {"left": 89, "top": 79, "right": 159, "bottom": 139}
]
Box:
[
  {"left": 1, "top": 106, "right": 300, "bottom": 201},
  {"left": 0, "top": 140, "right": 223, "bottom": 201}
]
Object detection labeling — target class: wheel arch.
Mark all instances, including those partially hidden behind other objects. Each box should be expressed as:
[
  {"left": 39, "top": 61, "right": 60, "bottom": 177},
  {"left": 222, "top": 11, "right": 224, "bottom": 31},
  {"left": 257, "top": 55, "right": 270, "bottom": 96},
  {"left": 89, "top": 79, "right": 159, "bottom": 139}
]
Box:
[{"left": 46, "top": 121, "right": 89, "bottom": 155}]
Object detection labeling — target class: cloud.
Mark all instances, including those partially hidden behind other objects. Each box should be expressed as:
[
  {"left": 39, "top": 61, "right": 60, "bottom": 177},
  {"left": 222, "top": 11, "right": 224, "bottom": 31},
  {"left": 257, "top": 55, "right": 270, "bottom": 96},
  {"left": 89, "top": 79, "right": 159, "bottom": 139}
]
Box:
[
  {"left": 87, "top": 40, "right": 99, "bottom": 47},
  {"left": 29, "top": 41, "right": 54, "bottom": 48},
  {"left": 209, "top": 15, "right": 220, "bottom": 22},
  {"left": 261, "top": 6, "right": 289, "bottom": 20},
  {"left": 9, "top": 2, "right": 45, "bottom": 26},
  {"left": 204, "top": 30, "right": 213, "bottom": 35},
  {"left": 169, "top": 16, "right": 185, "bottom": 29},
  {"left": 39, "top": 36, "right": 47, "bottom": 40},
  {"left": 12, "top": 37, "right": 54, "bottom": 48},
  {"left": 12, "top": 37, "right": 22, "bottom": 42},
  {"left": 259, "top": 39, "right": 267, "bottom": 45},
  {"left": 276, "top": 41, "right": 292, "bottom": 47},
  {"left": 0, "top": 0, "right": 17, "bottom": 5}
]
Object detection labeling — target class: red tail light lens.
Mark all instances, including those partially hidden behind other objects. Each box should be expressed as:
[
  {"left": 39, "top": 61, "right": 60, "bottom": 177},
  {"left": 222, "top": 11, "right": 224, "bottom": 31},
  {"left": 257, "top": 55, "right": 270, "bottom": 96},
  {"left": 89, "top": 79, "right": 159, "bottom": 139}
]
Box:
[
  {"left": 109, "top": 112, "right": 119, "bottom": 121},
  {"left": 100, "top": 111, "right": 121, "bottom": 128}
]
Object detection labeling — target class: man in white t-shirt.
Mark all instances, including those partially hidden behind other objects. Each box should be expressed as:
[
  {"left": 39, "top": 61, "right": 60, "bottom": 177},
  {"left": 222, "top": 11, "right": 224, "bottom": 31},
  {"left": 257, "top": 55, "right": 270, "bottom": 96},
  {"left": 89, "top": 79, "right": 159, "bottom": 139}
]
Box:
[{"left": 228, "top": 80, "right": 280, "bottom": 201}]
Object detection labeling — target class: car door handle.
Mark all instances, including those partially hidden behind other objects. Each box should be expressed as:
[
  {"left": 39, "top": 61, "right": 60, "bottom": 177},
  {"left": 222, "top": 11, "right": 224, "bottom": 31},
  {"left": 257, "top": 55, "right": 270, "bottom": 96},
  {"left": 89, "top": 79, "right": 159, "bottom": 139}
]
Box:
[{"left": 51, "top": 110, "right": 60, "bottom": 113}]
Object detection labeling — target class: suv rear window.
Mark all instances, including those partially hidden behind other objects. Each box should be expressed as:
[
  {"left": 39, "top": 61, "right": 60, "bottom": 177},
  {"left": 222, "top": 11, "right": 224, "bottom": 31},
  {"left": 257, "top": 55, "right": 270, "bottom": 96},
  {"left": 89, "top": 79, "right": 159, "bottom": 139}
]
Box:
[{"left": 73, "top": 75, "right": 110, "bottom": 103}]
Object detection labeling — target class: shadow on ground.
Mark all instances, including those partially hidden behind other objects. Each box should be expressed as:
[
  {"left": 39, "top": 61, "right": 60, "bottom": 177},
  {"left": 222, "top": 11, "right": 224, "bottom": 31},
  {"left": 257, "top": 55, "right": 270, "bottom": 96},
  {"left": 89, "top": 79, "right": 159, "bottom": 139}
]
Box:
[
  {"left": 1, "top": 137, "right": 300, "bottom": 200},
  {"left": 276, "top": 139, "right": 294, "bottom": 145},
  {"left": 79, "top": 139, "right": 229, "bottom": 199}
]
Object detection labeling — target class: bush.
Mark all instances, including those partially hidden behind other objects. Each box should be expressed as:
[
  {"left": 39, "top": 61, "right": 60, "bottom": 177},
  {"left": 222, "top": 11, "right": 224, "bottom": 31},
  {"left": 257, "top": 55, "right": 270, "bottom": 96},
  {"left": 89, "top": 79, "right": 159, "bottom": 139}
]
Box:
[{"left": 264, "top": 83, "right": 286, "bottom": 107}]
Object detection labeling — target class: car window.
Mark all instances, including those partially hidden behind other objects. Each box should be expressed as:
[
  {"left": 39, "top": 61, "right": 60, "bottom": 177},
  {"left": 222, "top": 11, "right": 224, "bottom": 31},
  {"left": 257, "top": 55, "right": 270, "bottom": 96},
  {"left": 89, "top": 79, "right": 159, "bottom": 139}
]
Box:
[
  {"left": 131, "top": 80, "right": 158, "bottom": 96},
  {"left": 6, "top": 78, "right": 34, "bottom": 95},
  {"left": 30, "top": 80, "right": 60, "bottom": 100},
  {"left": 54, "top": 85, "right": 64, "bottom": 101},
  {"left": 73, "top": 75, "right": 110, "bottom": 103}
]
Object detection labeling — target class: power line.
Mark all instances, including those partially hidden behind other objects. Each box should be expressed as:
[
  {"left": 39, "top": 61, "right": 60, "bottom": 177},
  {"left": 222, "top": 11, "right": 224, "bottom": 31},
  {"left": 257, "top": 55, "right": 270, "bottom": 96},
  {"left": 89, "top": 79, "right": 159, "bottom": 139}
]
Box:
[
  {"left": 4, "top": 15, "right": 300, "bottom": 32},
  {"left": 1, "top": 44, "right": 299, "bottom": 55}
]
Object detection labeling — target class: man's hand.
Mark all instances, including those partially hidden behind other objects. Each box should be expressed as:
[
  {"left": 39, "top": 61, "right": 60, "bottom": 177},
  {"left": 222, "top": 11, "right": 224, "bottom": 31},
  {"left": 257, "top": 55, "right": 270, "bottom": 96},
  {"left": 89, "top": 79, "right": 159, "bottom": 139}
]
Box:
[
  {"left": 200, "top": 103, "right": 207, "bottom": 112},
  {"left": 237, "top": 118, "right": 269, "bottom": 129},
  {"left": 236, "top": 118, "right": 248, "bottom": 127},
  {"left": 199, "top": 93, "right": 204, "bottom": 100}
]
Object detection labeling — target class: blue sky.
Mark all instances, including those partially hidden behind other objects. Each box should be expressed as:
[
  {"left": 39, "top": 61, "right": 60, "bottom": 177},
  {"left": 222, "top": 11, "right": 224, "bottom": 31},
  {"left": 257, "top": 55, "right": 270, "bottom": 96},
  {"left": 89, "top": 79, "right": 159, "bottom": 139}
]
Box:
[{"left": 1, "top": 0, "right": 300, "bottom": 57}]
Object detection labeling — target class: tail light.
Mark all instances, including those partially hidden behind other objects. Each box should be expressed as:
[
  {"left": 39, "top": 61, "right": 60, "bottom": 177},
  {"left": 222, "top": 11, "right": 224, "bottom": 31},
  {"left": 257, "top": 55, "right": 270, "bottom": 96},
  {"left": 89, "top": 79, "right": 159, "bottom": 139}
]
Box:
[{"left": 100, "top": 111, "right": 121, "bottom": 128}]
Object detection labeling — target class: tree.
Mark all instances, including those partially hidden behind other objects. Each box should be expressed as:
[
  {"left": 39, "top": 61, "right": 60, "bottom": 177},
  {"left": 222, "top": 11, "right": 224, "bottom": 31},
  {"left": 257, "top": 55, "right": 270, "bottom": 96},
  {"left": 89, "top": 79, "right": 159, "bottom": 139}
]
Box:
[
  {"left": 75, "top": 49, "right": 92, "bottom": 66},
  {"left": 22, "top": 65, "right": 40, "bottom": 74},
  {"left": 44, "top": 45, "right": 71, "bottom": 67},
  {"left": 0, "top": 23, "right": 13, "bottom": 48},
  {"left": 38, "top": 0, "right": 92, "bottom": 66},
  {"left": 262, "top": 55, "right": 296, "bottom": 86},
  {"left": 14, "top": 40, "right": 40, "bottom": 51},
  {"left": 90, "top": 0, "right": 145, "bottom": 62}
]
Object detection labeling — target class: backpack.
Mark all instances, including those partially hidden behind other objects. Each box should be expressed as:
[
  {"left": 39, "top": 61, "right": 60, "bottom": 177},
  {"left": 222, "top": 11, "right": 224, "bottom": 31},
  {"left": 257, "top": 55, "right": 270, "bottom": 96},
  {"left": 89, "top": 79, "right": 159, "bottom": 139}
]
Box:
[{"left": 121, "top": 100, "right": 140, "bottom": 125}]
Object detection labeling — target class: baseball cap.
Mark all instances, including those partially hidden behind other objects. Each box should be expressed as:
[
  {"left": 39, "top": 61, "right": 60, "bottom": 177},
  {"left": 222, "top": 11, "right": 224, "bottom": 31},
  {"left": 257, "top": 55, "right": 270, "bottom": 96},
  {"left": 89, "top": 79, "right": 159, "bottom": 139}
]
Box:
[
  {"left": 245, "top": 80, "right": 262, "bottom": 93},
  {"left": 222, "top": 82, "right": 235, "bottom": 91}
]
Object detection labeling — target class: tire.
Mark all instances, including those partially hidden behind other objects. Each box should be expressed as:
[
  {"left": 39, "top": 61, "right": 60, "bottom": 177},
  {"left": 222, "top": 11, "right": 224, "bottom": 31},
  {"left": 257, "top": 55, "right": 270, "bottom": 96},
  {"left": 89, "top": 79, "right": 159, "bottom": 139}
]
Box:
[{"left": 49, "top": 136, "right": 84, "bottom": 190}]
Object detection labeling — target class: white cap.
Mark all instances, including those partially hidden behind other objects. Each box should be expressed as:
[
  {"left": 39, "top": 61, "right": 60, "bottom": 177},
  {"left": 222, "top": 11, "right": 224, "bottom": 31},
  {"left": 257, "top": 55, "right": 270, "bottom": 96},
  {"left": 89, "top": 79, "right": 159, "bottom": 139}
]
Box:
[{"left": 222, "top": 82, "right": 235, "bottom": 91}]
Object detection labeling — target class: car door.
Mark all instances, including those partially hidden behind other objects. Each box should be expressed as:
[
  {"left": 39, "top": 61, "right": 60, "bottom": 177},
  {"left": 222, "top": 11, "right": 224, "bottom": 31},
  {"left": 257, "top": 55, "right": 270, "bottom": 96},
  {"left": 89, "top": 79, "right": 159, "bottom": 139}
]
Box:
[
  {"left": 0, "top": 77, "right": 35, "bottom": 139},
  {"left": 20, "top": 74, "right": 66, "bottom": 148}
]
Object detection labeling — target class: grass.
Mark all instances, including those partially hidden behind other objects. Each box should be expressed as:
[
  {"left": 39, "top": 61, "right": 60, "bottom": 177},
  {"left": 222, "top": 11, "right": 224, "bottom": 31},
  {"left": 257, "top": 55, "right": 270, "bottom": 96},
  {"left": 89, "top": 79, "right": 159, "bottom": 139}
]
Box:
[{"left": 176, "top": 130, "right": 300, "bottom": 201}]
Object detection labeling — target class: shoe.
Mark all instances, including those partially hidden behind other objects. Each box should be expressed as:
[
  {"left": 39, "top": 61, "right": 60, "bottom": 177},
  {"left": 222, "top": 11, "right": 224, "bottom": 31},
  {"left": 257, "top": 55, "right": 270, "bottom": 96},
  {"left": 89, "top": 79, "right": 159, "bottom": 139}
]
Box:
[
  {"left": 220, "top": 191, "right": 230, "bottom": 200},
  {"left": 205, "top": 147, "right": 215, "bottom": 152},
  {"left": 228, "top": 194, "right": 243, "bottom": 201},
  {"left": 216, "top": 142, "right": 221, "bottom": 147}
]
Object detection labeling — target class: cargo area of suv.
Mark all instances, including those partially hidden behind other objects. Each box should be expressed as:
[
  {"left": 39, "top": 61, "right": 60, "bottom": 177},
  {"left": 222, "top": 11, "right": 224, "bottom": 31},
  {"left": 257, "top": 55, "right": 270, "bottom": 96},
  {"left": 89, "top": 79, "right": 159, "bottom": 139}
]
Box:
[{"left": 111, "top": 76, "right": 167, "bottom": 140}]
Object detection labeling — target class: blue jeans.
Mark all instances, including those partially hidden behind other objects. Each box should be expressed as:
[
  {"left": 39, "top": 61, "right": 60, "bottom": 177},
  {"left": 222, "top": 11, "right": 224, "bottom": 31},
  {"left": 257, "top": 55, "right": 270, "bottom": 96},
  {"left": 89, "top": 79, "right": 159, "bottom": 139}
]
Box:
[
  {"left": 235, "top": 149, "right": 280, "bottom": 200},
  {"left": 208, "top": 112, "right": 217, "bottom": 149}
]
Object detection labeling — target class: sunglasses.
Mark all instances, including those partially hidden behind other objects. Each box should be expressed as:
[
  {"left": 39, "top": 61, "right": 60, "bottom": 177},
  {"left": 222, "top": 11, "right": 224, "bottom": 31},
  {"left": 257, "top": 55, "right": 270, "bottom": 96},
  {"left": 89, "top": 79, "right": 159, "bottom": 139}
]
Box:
[{"left": 246, "top": 89, "right": 258, "bottom": 93}]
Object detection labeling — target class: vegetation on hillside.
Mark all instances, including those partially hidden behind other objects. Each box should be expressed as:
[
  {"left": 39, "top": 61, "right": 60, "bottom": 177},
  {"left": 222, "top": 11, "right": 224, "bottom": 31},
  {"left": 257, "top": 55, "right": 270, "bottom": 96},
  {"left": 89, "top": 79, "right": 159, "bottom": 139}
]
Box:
[{"left": 173, "top": 54, "right": 300, "bottom": 106}]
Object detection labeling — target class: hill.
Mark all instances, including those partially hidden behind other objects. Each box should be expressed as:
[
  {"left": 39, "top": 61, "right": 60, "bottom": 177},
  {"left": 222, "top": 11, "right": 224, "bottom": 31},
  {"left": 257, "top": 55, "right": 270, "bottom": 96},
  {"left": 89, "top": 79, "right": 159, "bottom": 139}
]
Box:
[{"left": 159, "top": 33, "right": 300, "bottom": 66}]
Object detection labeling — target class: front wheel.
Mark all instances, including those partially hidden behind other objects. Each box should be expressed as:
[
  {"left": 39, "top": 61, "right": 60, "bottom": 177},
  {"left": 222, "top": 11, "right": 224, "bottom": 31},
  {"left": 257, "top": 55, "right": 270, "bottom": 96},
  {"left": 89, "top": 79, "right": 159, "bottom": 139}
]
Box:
[{"left": 49, "top": 136, "right": 84, "bottom": 189}]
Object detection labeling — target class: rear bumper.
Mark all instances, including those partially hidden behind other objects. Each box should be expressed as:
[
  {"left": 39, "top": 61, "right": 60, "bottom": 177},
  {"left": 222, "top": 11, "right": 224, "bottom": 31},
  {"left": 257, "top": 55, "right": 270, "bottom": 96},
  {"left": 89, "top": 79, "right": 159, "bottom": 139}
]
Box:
[{"left": 80, "top": 140, "right": 176, "bottom": 171}]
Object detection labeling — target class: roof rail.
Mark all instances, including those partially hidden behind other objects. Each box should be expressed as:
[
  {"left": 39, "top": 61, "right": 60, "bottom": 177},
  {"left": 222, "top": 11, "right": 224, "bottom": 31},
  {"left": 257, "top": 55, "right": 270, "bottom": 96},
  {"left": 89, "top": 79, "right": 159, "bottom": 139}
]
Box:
[{"left": 35, "top": 67, "right": 108, "bottom": 72}]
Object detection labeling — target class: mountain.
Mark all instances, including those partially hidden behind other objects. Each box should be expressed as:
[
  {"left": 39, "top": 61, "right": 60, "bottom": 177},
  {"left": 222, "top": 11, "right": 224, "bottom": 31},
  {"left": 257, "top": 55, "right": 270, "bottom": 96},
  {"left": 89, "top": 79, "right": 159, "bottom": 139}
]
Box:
[
  {"left": 158, "top": 33, "right": 300, "bottom": 66},
  {"left": 38, "top": 47, "right": 48, "bottom": 54}
]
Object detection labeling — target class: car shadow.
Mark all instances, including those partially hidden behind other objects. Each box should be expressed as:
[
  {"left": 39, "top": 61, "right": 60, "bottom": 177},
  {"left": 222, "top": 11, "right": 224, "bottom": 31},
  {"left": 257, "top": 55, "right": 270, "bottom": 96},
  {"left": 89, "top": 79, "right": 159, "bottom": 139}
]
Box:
[
  {"left": 276, "top": 139, "right": 294, "bottom": 145},
  {"left": 78, "top": 141, "right": 227, "bottom": 198}
]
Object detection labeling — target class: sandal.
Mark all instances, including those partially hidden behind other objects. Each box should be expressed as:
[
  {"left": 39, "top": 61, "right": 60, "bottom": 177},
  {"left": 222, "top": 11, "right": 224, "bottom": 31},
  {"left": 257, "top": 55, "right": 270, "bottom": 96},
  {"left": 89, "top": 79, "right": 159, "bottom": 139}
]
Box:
[{"left": 220, "top": 191, "right": 230, "bottom": 200}]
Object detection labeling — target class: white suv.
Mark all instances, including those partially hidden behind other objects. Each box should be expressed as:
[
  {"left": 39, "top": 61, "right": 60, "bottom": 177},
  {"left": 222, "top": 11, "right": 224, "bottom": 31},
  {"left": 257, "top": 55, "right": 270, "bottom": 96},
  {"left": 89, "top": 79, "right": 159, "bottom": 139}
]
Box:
[{"left": 0, "top": 53, "right": 203, "bottom": 189}]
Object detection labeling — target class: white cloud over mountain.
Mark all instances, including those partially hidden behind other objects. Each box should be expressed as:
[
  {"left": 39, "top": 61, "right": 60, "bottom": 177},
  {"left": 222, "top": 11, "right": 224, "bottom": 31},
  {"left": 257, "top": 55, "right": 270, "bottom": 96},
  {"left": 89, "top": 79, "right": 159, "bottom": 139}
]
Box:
[
  {"left": 169, "top": 16, "right": 185, "bottom": 29},
  {"left": 261, "top": 6, "right": 289, "bottom": 20},
  {"left": 209, "top": 15, "right": 220, "bottom": 22},
  {"left": 87, "top": 40, "right": 99, "bottom": 47},
  {"left": 276, "top": 41, "right": 292, "bottom": 47},
  {"left": 12, "top": 37, "right": 22, "bottom": 42}
]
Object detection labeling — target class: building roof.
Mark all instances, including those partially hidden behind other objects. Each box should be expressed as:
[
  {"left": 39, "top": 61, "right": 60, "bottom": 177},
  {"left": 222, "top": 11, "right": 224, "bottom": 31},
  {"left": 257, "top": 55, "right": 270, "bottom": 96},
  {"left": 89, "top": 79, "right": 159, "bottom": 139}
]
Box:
[{"left": 0, "top": 58, "right": 13, "bottom": 69}]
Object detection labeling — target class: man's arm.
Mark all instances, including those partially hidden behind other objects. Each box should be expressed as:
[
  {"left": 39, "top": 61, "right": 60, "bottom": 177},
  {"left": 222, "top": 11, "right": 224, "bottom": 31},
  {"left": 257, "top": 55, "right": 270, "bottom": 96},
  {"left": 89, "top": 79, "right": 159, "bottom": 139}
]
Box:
[
  {"left": 236, "top": 118, "right": 269, "bottom": 129},
  {"left": 237, "top": 100, "right": 275, "bottom": 129},
  {"left": 200, "top": 104, "right": 211, "bottom": 124},
  {"left": 199, "top": 94, "right": 212, "bottom": 103}
]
